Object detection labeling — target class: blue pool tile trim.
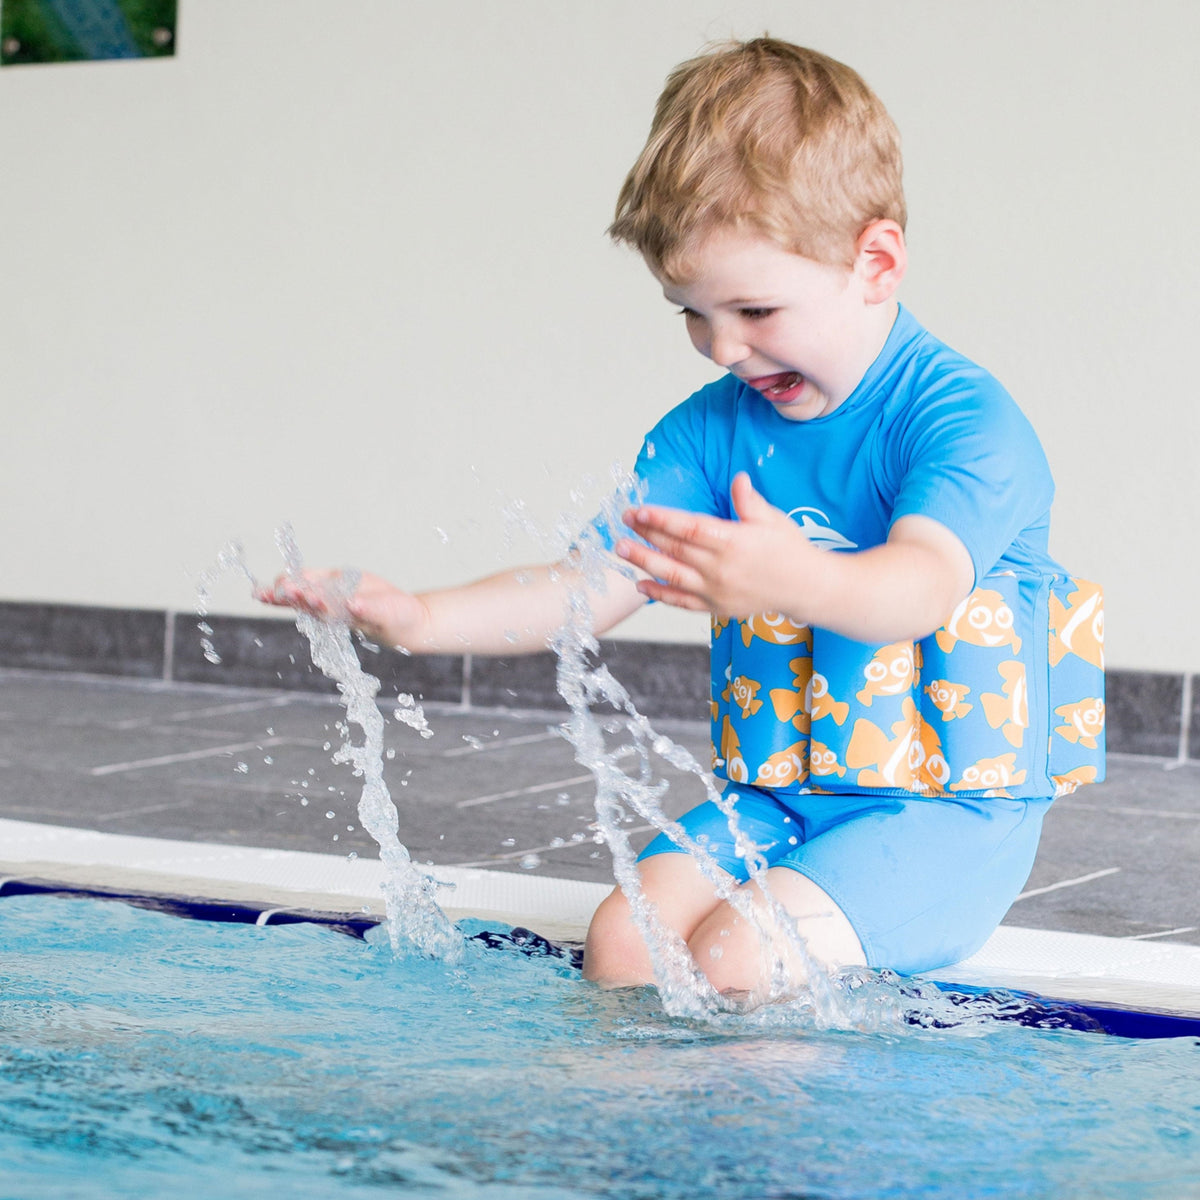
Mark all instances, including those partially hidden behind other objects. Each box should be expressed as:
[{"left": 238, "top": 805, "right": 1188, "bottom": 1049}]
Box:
[
  {"left": 0, "top": 601, "right": 1195, "bottom": 758},
  {"left": 4, "top": 881, "right": 1198, "bottom": 1040}
]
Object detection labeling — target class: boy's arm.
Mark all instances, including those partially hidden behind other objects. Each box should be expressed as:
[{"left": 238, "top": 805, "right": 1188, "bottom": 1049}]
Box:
[
  {"left": 617, "top": 472, "right": 974, "bottom": 643},
  {"left": 257, "top": 555, "right": 647, "bottom": 655}
]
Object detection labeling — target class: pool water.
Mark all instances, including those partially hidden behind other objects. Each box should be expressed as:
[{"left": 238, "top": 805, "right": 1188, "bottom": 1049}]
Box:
[{"left": 2, "top": 895, "right": 1198, "bottom": 1199}]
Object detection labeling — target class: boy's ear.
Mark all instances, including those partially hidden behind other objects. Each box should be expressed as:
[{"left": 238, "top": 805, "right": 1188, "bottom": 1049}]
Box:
[{"left": 854, "top": 219, "right": 907, "bottom": 303}]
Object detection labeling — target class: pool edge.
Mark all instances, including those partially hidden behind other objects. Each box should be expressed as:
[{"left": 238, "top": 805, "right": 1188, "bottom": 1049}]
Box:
[{"left": 3, "top": 816, "right": 1199, "bottom": 1022}]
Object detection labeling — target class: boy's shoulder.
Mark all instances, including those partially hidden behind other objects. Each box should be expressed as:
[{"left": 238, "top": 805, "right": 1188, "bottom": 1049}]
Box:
[{"left": 879, "top": 309, "right": 1021, "bottom": 426}]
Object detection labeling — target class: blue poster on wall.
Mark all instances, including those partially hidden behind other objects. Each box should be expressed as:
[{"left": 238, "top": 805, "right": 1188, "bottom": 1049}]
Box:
[{"left": 0, "top": 0, "right": 177, "bottom": 65}]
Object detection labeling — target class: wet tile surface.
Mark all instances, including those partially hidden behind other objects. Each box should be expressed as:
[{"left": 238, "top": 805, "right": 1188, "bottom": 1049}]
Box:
[{"left": 0, "top": 671, "right": 1196, "bottom": 947}]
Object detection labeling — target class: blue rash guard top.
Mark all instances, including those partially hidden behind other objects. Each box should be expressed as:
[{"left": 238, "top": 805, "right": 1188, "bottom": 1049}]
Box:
[{"left": 603, "top": 306, "right": 1106, "bottom": 800}]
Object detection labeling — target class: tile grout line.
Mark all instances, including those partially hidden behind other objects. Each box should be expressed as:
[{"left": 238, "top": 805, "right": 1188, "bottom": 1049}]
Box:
[
  {"left": 1178, "top": 672, "right": 1193, "bottom": 763},
  {"left": 163, "top": 610, "right": 175, "bottom": 684}
]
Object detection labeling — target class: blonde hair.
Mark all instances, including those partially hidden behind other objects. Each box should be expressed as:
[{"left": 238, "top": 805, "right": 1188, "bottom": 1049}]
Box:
[{"left": 610, "top": 38, "right": 905, "bottom": 277}]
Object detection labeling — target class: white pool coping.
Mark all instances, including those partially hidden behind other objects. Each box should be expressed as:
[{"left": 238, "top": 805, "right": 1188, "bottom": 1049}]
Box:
[{"left": 3, "top": 816, "right": 1199, "bottom": 1017}]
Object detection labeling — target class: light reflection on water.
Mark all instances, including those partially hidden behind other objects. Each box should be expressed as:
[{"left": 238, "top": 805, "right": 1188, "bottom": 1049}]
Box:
[{"left": 1, "top": 895, "right": 1197, "bottom": 1200}]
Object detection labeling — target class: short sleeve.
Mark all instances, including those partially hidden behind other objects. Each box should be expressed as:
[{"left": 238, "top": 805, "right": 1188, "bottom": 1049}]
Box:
[
  {"left": 587, "top": 380, "right": 732, "bottom": 550},
  {"left": 887, "top": 369, "right": 1055, "bottom": 582}
]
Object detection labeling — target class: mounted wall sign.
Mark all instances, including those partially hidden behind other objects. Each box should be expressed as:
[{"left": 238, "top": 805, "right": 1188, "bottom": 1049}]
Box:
[{"left": 0, "top": 0, "right": 177, "bottom": 66}]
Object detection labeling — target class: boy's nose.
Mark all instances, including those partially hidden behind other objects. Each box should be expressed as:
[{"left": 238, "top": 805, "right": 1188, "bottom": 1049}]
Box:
[{"left": 708, "top": 327, "right": 749, "bottom": 367}]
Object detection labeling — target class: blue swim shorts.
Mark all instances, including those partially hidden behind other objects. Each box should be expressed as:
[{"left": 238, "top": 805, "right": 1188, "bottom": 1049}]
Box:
[{"left": 637, "top": 786, "right": 1053, "bottom": 975}]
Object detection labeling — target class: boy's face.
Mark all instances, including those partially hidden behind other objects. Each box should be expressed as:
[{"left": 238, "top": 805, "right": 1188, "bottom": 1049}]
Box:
[{"left": 656, "top": 228, "right": 883, "bottom": 422}]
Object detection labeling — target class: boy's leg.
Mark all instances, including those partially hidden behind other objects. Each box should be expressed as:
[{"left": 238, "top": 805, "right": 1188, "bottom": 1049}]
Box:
[
  {"left": 685, "top": 868, "right": 866, "bottom": 996},
  {"left": 582, "top": 854, "right": 865, "bottom": 992},
  {"left": 584, "top": 788, "right": 807, "bottom": 987},
  {"left": 582, "top": 851, "right": 729, "bottom": 987}
]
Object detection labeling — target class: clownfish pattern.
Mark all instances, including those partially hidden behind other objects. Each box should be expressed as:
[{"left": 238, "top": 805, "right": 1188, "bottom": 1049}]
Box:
[{"left": 710, "top": 573, "right": 1105, "bottom": 799}]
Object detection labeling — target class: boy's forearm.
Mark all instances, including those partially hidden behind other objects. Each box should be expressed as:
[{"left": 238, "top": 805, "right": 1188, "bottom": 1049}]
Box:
[
  {"left": 789, "top": 536, "right": 971, "bottom": 645},
  {"left": 407, "top": 559, "right": 644, "bottom": 656}
]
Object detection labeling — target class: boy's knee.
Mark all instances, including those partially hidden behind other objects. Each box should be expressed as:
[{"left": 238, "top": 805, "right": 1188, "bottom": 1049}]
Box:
[{"left": 581, "top": 886, "right": 653, "bottom": 987}]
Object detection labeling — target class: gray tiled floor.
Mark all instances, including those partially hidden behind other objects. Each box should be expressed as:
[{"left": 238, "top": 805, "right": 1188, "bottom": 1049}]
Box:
[{"left": 0, "top": 670, "right": 1196, "bottom": 947}]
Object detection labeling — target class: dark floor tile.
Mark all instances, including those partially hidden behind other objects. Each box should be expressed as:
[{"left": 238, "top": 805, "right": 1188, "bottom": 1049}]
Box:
[
  {"left": 598, "top": 639, "right": 709, "bottom": 722},
  {"left": 1189, "top": 675, "right": 1199, "bottom": 761},
  {"left": 0, "top": 602, "right": 165, "bottom": 678},
  {"left": 468, "top": 640, "right": 711, "bottom": 722},
  {"left": 469, "top": 652, "right": 563, "bottom": 711},
  {"left": 172, "top": 613, "right": 465, "bottom": 703},
  {"left": 173, "top": 613, "right": 336, "bottom": 693},
  {"left": 1105, "top": 669, "right": 1183, "bottom": 757}
]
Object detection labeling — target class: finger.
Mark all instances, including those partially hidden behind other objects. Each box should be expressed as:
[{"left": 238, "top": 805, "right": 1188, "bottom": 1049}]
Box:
[
  {"left": 730, "top": 472, "right": 776, "bottom": 523},
  {"left": 623, "top": 505, "right": 732, "bottom": 551},
  {"left": 620, "top": 523, "right": 717, "bottom": 569},
  {"left": 616, "top": 539, "right": 707, "bottom": 597},
  {"left": 635, "top": 579, "right": 712, "bottom": 612}
]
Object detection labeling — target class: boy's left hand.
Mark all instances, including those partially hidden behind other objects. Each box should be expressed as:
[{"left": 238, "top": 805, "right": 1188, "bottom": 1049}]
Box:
[{"left": 615, "top": 472, "right": 816, "bottom": 619}]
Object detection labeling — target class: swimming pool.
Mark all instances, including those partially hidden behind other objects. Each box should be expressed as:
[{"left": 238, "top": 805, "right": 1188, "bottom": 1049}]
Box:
[{"left": 3, "top": 892, "right": 1198, "bottom": 1199}]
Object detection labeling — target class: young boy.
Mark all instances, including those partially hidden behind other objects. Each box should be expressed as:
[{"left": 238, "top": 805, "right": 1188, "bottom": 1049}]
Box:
[{"left": 262, "top": 38, "right": 1104, "bottom": 997}]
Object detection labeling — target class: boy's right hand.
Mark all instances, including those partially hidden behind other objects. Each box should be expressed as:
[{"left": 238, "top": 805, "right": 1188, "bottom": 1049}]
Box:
[{"left": 255, "top": 570, "right": 430, "bottom": 650}]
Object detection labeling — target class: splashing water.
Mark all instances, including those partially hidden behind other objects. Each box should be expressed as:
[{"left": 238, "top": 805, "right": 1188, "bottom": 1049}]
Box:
[
  {"left": 553, "top": 481, "right": 847, "bottom": 1024},
  {"left": 553, "top": 566, "right": 839, "bottom": 1023},
  {"left": 197, "top": 528, "right": 462, "bottom": 961},
  {"left": 199, "top": 484, "right": 858, "bottom": 1022}
]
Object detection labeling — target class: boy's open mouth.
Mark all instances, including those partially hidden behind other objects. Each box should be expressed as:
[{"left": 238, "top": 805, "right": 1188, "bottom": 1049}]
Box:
[{"left": 749, "top": 372, "right": 806, "bottom": 403}]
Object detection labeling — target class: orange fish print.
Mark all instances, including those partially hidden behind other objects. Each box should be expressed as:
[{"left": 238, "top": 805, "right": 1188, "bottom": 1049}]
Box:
[
  {"left": 913, "top": 718, "right": 951, "bottom": 794},
  {"left": 950, "top": 753, "right": 1027, "bottom": 793},
  {"left": 1053, "top": 698, "right": 1105, "bottom": 749},
  {"left": 808, "top": 739, "right": 846, "bottom": 779},
  {"left": 935, "top": 588, "right": 1021, "bottom": 654},
  {"left": 753, "top": 741, "right": 809, "bottom": 789},
  {"left": 1048, "top": 580, "right": 1104, "bottom": 669},
  {"left": 981, "top": 661, "right": 1028, "bottom": 748},
  {"left": 924, "top": 678, "right": 973, "bottom": 722},
  {"left": 723, "top": 674, "right": 764, "bottom": 720},
  {"left": 717, "top": 715, "right": 749, "bottom": 783},
  {"left": 807, "top": 672, "right": 850, "bottom": 726},
  {"left": 845, "top": 699, "right": 920, "bottom": 790},
  {"left": 1052, "top": 765, "right": 1099, "bottom": 796},
  {"left": 739, "top": 613, "right": 813, "bottom": 648},
  {"left": 856, "top": 642, "right": 917, "bottom": 706},
  {"left": 769, "top": 656, "right": 814, "bottom": 734}
]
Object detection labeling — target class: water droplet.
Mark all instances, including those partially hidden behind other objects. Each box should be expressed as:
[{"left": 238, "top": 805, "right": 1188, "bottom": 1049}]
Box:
[
  {"left": 501, "top": 838, "right": 516, "bottom": 847},
  {"left": 347, "top": 851, "right": 358, "bottom": 861},
  {"left": 234, "top": 762, "right": 248, "bottom": 774},
  {"left": 385, "top": 748, "right": 396, "bottom": 760},
  {"left": 263, "top": 755, "right": 274, "bottom": 765},
  {"left": 519, "top": 853, "right": 541, "bottom": 870},
  {"left": 325, "top": 811, "right": 336, "bottom": 819}
]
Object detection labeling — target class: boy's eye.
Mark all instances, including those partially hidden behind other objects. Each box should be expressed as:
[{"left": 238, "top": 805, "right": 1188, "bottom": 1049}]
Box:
[
  {"left": 676, "top": 307, "right": 699, "bottom": 319},
  {"left": 738, "top": 307, "right": 776, "bottom": 320}
]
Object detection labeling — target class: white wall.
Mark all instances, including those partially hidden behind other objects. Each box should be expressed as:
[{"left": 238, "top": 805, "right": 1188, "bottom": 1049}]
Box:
[{"left": 1, "top": 0, "right": 1196, "bottom": 670}]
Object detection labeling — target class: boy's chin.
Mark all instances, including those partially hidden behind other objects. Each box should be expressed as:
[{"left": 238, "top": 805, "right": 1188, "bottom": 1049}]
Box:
[{"left": 772, "top": 392, "right": 836, "bottom": 421}]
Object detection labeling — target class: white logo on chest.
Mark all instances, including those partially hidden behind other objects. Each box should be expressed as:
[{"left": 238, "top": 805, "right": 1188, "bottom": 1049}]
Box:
[{"left": 786, "top": 506, "right": 858, "bottom": 552}]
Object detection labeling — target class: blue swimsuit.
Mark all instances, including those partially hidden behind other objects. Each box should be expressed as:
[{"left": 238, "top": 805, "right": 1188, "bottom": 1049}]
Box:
[{"left": 606, "top": 307, "right": 1105, "bottom": 972}]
